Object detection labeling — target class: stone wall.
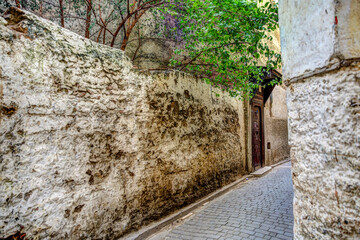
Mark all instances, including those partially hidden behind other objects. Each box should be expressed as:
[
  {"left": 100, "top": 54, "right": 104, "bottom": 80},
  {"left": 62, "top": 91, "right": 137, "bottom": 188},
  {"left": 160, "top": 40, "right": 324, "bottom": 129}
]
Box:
[
  {"left": 279, "top": 0, "right": 360, "bottom": 239},
  {"left": 0, "top": 8, "right": 246, "bottom": 239},
  {"left": 264, "top": 86, "right": 289, "bottom": 165},
  {"left": 288, "top": 63, "right": 360, "bottom": 239}
]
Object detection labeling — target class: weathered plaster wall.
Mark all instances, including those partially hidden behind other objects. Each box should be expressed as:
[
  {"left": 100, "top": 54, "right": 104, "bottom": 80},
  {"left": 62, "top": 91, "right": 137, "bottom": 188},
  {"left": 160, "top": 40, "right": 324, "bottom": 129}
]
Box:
[
  {"left": 264, "top": 86, "right": 289, "bottom": 165},
  {"left": 280, "top": 0, "right": 360, "bottom": 239},
  {"left": 288, "top": 63, "right": 360, "bottom": 239},
  {"left": 279, "top": 0, "right": 360, "bottom": 81},
  {"left": 0, "top": 8, "right": 246, "bottom": 239},
  {"left": 336, "top": 0, "right": 360, "bottom": 59},
  {"left": 279, "top": 0, "right": 336, "bottom": 80}
]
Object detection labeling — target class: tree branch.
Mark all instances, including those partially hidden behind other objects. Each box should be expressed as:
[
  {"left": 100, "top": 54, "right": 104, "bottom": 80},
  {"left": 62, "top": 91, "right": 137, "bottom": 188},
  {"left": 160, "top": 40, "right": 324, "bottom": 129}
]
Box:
[
  {"left": 15, "top": 0, "right": 21, "bottom": 8},
  {"left": 84, "top": 0, "right": 92, "bottom": 38},
  {"left": 110, "top": 1, "right": 166, "bottom": 47},
  {"left": 59, "top": 0, "right": 65, "bottom": 27}
]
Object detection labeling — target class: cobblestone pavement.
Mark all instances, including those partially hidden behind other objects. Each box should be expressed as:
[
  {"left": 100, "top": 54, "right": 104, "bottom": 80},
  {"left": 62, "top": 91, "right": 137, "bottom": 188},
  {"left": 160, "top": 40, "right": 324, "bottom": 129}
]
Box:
[{"left": 151, "top": 162, "right": 294, "bottom": 240}]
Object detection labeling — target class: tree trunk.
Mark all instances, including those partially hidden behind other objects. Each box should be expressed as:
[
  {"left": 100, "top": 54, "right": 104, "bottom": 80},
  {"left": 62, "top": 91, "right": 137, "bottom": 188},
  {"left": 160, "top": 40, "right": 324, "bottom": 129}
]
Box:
[
  {"left": 85, "top": 0, "right": 92, "bottom": 38},
  {"left": 39, "top": 1, "right": 43, "bottom": 17},
  {"left": 15, "top": 0, "right": 21, "bottom": 8},
  {"left": 59, "top": 0, "right": 65, "bottom": 27},
  {"left": 120, "top": 10, "right": 146, "bottom": 50}
]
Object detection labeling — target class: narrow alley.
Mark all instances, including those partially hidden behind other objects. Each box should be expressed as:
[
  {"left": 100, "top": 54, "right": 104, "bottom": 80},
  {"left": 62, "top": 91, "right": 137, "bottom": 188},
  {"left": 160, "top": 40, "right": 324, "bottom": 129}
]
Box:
[
  {"left": 150, "top": 162, "right": 294, "bottom": 240},
  {"left": 1, "top": 1, "right": 359, "bottom": 239}
]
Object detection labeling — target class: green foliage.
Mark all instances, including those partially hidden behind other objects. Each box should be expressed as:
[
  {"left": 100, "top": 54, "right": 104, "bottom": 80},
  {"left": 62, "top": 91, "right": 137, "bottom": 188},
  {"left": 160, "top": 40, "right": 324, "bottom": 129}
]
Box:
[{"left": 165, "top": 0, "right": 281, "bottom": 99}]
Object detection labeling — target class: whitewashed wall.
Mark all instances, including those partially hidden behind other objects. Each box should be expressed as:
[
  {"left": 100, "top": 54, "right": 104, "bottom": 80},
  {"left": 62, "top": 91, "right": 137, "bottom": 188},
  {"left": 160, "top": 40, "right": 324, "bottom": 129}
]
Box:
[{"left": 279, "top": 0, "right": 360, "bottom": 239}]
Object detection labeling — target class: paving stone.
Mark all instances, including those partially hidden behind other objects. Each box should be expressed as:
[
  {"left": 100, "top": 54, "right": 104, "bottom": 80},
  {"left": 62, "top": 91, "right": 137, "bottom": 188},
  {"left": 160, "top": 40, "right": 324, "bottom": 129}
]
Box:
[
  {"left": 240, "top": 229, "right": 255, "bottom": 235},
  {"left": 229, "top": 236, "right": 243, "bottom": 240},
  {"left": 269, "top": 228, "right": 285, "bottom": 235},
  {"left": 254, "top": 232, "right": 265, "bottom": 238},
  {"left": 275, "top": 233, "right": 292, "bottom": 240},
  {"left": 152, "top": 162, "right": 294, "bottom": 240},
  {"left": 269, "top": 232, "right": 278, "bottom": 237}
]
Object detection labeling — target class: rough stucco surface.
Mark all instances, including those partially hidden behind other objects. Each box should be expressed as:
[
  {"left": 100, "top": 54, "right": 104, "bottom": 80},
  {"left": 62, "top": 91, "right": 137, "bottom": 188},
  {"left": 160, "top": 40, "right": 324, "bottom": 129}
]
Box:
[
  {"left": 280, "top": 0, "right": 360, "bottom": 239},
  {"left": 288, "top": 63, "right": 360, "bottom": 239},
  {"left": 264, "top": 86, "right": 289, "bottom": 165},
  {"left": 0, "top": 9, "right": 246, "bottom": 239}
]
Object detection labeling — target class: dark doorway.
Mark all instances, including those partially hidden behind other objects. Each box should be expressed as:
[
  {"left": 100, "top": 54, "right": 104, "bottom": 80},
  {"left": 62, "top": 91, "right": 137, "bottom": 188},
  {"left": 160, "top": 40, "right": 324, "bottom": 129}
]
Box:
[
  {"left": 251, "top": 89, "right": 265, "bottom": 170},
  {"left": 249, "top": 68, "right": 281, "bottom": 171}
]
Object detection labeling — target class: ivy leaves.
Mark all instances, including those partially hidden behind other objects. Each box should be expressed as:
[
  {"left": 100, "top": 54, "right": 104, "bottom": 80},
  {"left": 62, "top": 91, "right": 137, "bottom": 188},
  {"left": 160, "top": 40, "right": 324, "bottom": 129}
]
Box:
[{"left": 165, "top": 0, "right": 281, "bottom": 99}]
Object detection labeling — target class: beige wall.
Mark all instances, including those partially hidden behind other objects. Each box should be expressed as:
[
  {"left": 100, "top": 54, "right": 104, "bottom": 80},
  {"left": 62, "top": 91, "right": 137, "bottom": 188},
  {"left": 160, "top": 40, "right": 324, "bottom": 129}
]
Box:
[
  {"left": 0, "top": 6, "right": 290, "bottom": 239},
  {"left": 0, "top": 8, "right": 247, "bottom": 239},
  {"left": 287, "top": 63, "right": 360, "bottom": 239},
  {"left": 264, "top": 86, "right": 290, "bottom": 165},
  {"left": 280, "top": 0, "right": 360, "bottom": 239}
]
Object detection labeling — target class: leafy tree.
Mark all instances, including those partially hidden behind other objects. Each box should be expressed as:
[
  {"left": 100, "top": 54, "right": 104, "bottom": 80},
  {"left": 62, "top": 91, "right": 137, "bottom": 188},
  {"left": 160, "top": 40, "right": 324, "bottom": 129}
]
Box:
[
  {"left": 2, "top": 0, "right": 281, "bottom": 99},
  {"left": 165, "top": 0, "right": 281, "bottom": 99}
]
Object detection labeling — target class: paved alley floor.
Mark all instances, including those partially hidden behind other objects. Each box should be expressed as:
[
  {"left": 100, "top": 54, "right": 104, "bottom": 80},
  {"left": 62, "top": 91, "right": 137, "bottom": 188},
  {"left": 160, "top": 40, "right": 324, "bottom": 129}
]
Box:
[{"left": 150, "top": 162, "right": 294, "bottom": 240}]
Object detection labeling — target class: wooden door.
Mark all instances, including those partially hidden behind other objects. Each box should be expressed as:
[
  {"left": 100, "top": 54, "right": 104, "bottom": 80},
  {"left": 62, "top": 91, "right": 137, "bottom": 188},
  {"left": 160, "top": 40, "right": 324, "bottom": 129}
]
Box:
[
  {"left": 252, "top": 106, "right": 262, "bottom": 169},
  {"left": 251, "top": 90, "right": 264, "bottom": 170}
]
